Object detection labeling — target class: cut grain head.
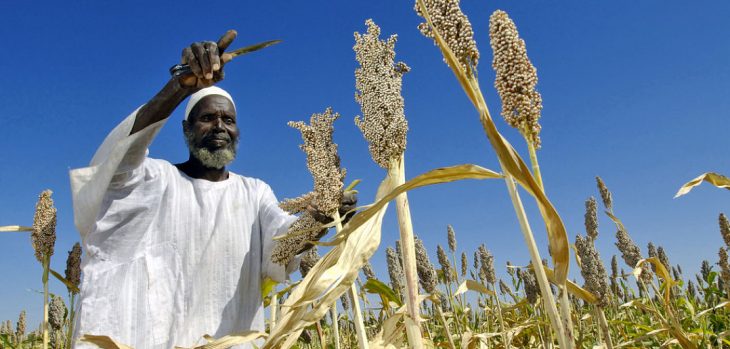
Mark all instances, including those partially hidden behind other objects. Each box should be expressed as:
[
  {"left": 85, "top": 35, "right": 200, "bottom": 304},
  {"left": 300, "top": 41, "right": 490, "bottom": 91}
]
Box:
[
  {"left": 273, "top": 108, "right": 345, "bottom": 265},
  {"left": 287, "top": 108, "right": 345, "bottom": 215},
  {"left": 280, "top": 192, "right": 316, "bottom": 215}
]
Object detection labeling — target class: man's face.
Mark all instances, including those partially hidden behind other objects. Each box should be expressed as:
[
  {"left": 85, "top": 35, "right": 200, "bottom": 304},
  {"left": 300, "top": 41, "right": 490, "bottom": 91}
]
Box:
[{"left": 183, "top": 95, "right": 239, "bottom": 169}]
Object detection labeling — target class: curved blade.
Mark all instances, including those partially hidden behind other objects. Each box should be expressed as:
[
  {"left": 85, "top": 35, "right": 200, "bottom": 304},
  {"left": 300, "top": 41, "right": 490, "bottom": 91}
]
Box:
[{"left": 227, "top": 39, "right": 282, "bottom": 58}]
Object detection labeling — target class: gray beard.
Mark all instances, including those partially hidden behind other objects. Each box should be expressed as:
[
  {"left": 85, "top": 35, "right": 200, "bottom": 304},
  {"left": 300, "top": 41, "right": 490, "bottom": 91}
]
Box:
[{"left": 184, "top": 129, "right": 238, "bottom": 169}]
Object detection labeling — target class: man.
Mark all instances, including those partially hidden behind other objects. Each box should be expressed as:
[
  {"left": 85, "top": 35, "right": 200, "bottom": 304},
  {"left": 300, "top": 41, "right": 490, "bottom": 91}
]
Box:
[{"left": 69, "top": 31, "right": 351, "bottom": 348}]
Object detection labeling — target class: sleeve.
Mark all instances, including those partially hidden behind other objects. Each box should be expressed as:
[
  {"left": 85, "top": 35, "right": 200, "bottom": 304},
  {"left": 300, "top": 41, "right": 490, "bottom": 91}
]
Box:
[
  {"left": 69, "top": 106, "right": 168, "bottom": 240},
  {"left": 257, "top": 181, "right": 301, "bottom": 283}
]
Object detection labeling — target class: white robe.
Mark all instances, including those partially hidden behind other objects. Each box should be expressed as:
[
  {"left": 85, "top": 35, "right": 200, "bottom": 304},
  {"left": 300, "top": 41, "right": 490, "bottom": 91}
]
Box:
[{"left": 69, "top": 109, "right": 298, "bottom": 349}]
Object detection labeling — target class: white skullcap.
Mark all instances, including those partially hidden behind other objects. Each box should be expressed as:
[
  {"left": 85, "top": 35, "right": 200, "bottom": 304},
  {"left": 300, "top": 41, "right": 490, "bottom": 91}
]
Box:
[{"left": 184, "top": 86, "right": 236, "bottom": 121}]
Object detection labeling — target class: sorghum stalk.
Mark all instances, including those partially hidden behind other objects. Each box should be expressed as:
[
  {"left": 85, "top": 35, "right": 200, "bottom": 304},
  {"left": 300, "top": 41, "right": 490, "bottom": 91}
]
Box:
[
  {"left": 32, "top": 190, "right": 56, "bottom": 349},
  {"left": 415, "top": 3, "right": 574, "bottom": 347},
  {"left": 435, "top": 299, "right": 456, "bottom": 349},
  {"left": 354, "top": 19, "right": 423, "bottom": 348},
  {"left": 65, "top": 243, "right": 81, "bottom": 349},
  {"left": 503, "top": 174, "right": 570, "bottom": 347},
  {"left": 271, "top": 293, "right": 278, "bottom": 330},
  {"left": 330, "top": 307, "right": 340, "bottom": 349}
]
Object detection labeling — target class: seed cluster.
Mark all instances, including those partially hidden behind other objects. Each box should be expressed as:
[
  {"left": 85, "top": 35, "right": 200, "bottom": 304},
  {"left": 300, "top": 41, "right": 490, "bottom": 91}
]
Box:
[
  {"left": 299, "top": 246, "right": 320, "bottom": 278},
  {"left": 363, "top": 261, "right": 376, "bottom": 280},
  {"left": 447, "top": 225, "right": 457, "bottom": 253},
  {"left": 596, "top": 177, "right": 613, "bottom": 211},
  {"left": 460, "top": 252, "right": 468, "bottom": 277},
  {"left": 415, "top": 0, "right": 480, "bottom": 73},
  {"left": 489, "top": 10, "right": 543, "bottom": 149},
  {"left": 31, "top": 190, "right": 56, "bottom": 262},
  {"left": 718, "top": 247, "right": 730, "bottom": 286},
  {"left": 719, "top": 213, "right": 730, "bottom": 248},
  {"left": 575, "top": 235, "right": 610, "bottom": 307},
  {"left": 415, "top": 237, "right": 438, "bottom": 294},
  {"left": 49, "top": 295, "right": 66, "bottom": 331},
  {"left": 615, "top": 229, "right": 651, "bottom": 282},
  {"left": 437, "top": 245, "right": 453, "bottom": 283},
  {"left": 386, "top": 246, "right": 405, "bottom": 296},
  {"left": 65, "top": 242, "right": 82, "bottom": 293},
  {"left": 585, "top": 197, "right": 599, "bottom": 240},
  {"left": 279, "top": 192, "right": 316, "bottom": 215},
  {"left": 271, "top": 213, "right": 321, "bottom": 265},
  {"left": 657, "top": 246, "right": 670, "bottom": 271},
  {"left": 354, "top": 19, "right": 410, "bottom": 169},
  {"left": 520, "top": 269, "right": 539, "bottom": 304},
  {"left": 288, "top": 108, "right": 345, "bottom": 215},
  {"left": 478, "top": 244, "right": 496, "bottom": 284},
  {"left": 15, "top": 310, "right": 25, "bottom": 342},
  {"left": 273, "top": 109, "right": 346, "bottom": 265},
  {"left": 610, "top": 255, "right": 623, "bottom": 299}
]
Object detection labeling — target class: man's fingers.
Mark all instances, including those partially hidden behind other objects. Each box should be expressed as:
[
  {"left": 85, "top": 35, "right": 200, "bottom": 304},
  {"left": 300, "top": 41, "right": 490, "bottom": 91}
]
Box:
[
  {"left": 192, "top": 43, "right": 212, "bottom": 80},
  {"left": 206, "top": 41, "right": 221, "bottom": 72},
  {"left": 216, "top": 30, "right": 237, "bottom": 53}
]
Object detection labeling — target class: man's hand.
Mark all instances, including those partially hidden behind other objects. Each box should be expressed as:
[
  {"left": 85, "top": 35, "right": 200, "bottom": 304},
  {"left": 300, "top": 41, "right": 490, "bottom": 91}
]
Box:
[
  {"left": 307, "top": 191, "right": 358, "bottom": 229},
  {"left": 297, "top": 192, "right": 357, "bottom": 254},
  {"left": 178, "top": 30, "right": 238, "bottom": 89}
]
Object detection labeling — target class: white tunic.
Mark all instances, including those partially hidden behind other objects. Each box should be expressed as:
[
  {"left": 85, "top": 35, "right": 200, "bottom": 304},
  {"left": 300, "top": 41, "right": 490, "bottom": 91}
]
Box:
[{"left": 69, "top": 109, "right": 298, "bottom": 349}]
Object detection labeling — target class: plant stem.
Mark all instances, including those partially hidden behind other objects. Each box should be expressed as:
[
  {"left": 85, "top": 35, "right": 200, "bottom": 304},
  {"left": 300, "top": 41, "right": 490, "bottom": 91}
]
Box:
[
  {"left": 315, "top": 320, "right": 326, "bottom": 347},
  {"left": 330, "top": 307, "right": 340, "bottom": 349},
  {"left": 595, "top": 307, "right": 614, "bottom": 349},
  {"left": 331, "top": 210, "right": 369, "bottom": 349},
  {"left": 492, "top": 282, "right": 510, "bottom": 348},
  {"left": 502, "top": 173, "right": 573, "bottom": 349},
  {"left": 66, "top": 293, "right": 76, "bottom": 349},
  {"left": 42, "top": 257, "right": 49, "bottom": 349},
  {"left": 435, "top": 302, "right": 456, "bottom": 349},
  {"left": 526, "top": 139, "right": 544, "bottom": 191},
  {"left": 391, "top": 155, "right": 425, "bottom": 349},
  {"left": 271, "top": 293, "right": 278, "bottom": 330}
]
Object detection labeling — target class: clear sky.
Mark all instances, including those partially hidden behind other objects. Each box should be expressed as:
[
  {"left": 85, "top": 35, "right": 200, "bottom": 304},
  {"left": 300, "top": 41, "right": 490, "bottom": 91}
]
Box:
[{"left": 1, "top": 1, "right": 729, "bottom": 328}]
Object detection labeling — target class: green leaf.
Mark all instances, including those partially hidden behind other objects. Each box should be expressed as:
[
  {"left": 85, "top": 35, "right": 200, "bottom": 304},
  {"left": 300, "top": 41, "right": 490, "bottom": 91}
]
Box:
[
  {"left": 50, "top": 268, "right": 80, "bottom": 294},
  {"left": 362, "top": 278, "right": 402, "bottom": 307}
]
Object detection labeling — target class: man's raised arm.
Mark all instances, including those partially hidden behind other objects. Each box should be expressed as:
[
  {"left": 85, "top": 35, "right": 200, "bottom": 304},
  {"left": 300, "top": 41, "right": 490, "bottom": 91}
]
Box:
[{"left": 130, "top": 30, "right": 237, "bottom": 135}]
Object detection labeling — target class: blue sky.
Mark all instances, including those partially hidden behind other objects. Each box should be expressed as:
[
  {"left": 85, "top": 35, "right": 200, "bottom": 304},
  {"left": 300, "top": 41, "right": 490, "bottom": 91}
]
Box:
[{"left": 1, "top": 1, "right": 729, "bottom": 328}]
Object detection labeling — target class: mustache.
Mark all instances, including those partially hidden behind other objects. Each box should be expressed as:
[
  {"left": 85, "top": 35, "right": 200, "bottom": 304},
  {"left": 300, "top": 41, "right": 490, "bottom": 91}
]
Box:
[{"left": 202, "top": 132, "right": 232, "bottom": 142}]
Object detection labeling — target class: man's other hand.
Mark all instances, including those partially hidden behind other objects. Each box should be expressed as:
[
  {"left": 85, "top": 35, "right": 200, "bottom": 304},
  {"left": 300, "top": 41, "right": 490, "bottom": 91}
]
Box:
[
  {"left": 308, "top": 191, "right": 358, "bottom": 227},
  {"left": 179, "top": 30, "right": 237, "bottom": 89}
]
